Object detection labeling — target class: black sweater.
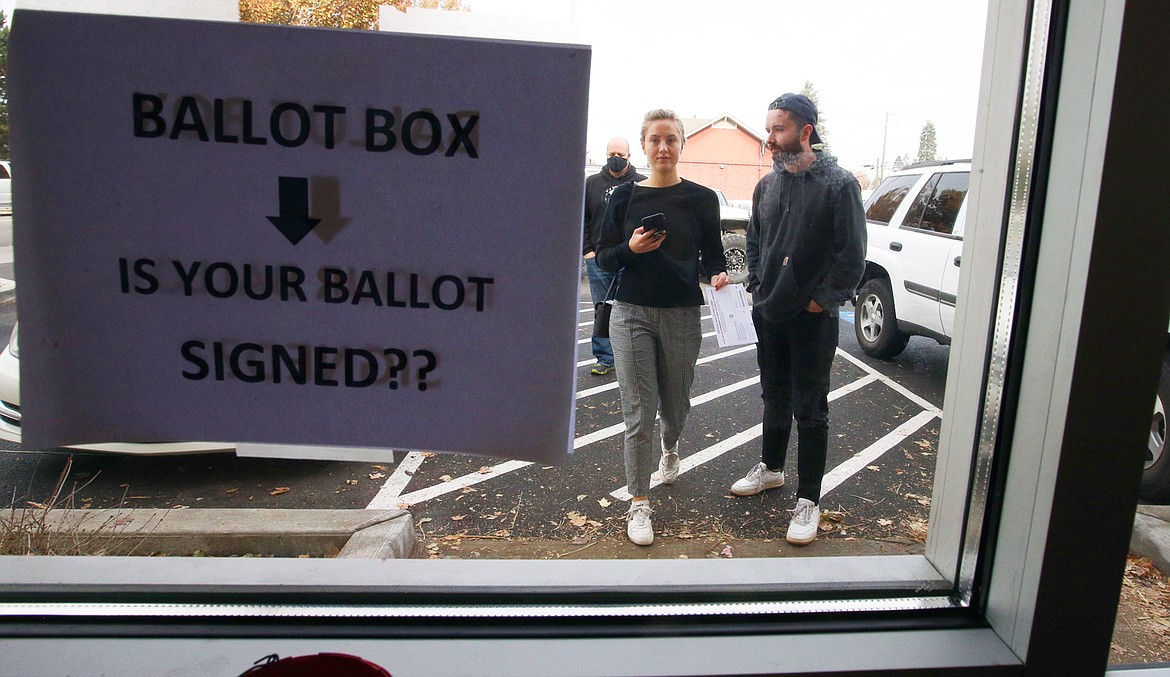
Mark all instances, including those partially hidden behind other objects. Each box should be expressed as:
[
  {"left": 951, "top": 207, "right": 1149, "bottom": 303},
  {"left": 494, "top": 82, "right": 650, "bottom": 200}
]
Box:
[{"left": 595, "top": 179, "right": 726, "bottom": 308}]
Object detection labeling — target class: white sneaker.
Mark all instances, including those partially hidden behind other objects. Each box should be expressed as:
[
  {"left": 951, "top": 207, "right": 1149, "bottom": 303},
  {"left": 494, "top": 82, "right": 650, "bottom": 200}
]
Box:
[
  {"left": 626, "top": 501, "right": 654, "bottom": 545},
  {"left": 786, "top": 498, "right": 821, "bottom": 545},
  {"left": 730, "top": 462, "right": 785, "bottom": 496},
  {"left": 658, "top": 437, "right": 679, "bottom": 485}
]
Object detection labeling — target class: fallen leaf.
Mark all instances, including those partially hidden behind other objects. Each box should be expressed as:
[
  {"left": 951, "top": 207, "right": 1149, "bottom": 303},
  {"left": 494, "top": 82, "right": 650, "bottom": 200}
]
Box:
[
  {"left": 450, "top": 515, "right": 467, "bottom": 521},
  {"left": 867, "top": 465, "right": 881, "bottom": 471},
  {"left": 478, "top": 466, "right": 492, "bottom": 474},
  {"left": 440, "top": 475, "right": 453, "bottom": 482},
  {"left": 598, "top": 498, "right": 611, "bottom": 508},
  {"left": 270, "top": 487, "right": 290, "bottom": 496},
  {"left": 578, "top": 494, "right": 587, "bottom": 501},
  {"left": 877, "top": 519, "right": 894, "bottom": 527},
  {"left": 720, "top": 545, "right": 734, "bottom": 558},
  {"left": 371, "top": 465, "right": 388, "bottom": 471},
  {"left": 567, "top": 511, "right": 587, "bottom": 527},
  {"left": 369, "top": 472, "right": 386, "bottom": 480},
  {"left": 25, "top": 501, "right": 48, "bottom": 510},
  {"left": 396, "top": 502, "right": 412, "bottom": 509},
  {"left": 346, "top": 479, "right": 359, "bottom": 485}
]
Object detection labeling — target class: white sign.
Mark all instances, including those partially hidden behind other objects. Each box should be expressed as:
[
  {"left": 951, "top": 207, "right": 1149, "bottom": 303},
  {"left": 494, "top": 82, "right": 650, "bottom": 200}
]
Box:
[
  {"left": 9, "top": 11, "right": 590, "bottom": 465},
  {"left": 703, "top": 284, "right": 759, "bottom": 347}
]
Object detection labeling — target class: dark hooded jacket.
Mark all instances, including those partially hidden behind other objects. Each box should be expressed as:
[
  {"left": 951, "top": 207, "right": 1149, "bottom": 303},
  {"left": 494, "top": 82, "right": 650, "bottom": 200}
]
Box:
[
  {"left": 583, "top": 163, "right": 646, "bottom": 256},
  {"left": 746, "top": 151, "right": 866, "bottom": 321}
]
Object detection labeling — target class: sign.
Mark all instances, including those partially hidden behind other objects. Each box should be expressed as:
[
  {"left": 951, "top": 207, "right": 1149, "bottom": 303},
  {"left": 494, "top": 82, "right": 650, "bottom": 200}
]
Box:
[{"left": 8, "top": 11, "right": 590, "bottom": 464}]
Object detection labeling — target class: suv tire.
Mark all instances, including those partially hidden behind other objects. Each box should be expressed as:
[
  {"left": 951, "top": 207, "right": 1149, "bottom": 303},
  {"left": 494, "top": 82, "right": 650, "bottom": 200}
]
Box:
[
  {"left": 855, "top": 278, "right": 910, "bottom": 358},
  {"left": 1142, "top": 352, "right": 1170, "bottom": 503},
  {"left": 722, "top": 232, "right": 749, "bottom": 285}
]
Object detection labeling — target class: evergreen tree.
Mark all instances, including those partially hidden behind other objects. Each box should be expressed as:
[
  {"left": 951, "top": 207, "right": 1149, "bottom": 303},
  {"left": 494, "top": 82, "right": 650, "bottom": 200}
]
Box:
[
  {"left": 916, "top": 120, "right": 937, "bottom": 163},
  {"left": 799, "top": 80, "right": 830, "bottom": 153},
  {"left": 893, "top": 155, "right": 906, "bottom": 171}
]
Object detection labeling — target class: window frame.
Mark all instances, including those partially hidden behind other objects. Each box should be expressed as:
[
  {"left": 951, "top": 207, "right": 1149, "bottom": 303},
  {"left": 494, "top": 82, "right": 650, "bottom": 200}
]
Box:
[{"left": 1, "top": 0, "right": 1167, "bottom": 673}]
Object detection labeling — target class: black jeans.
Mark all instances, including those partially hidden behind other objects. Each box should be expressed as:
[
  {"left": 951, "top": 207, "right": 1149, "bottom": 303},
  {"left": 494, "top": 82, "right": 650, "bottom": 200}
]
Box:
[{"left": 753, "top": 307, "right": 838, "bottom": 503}]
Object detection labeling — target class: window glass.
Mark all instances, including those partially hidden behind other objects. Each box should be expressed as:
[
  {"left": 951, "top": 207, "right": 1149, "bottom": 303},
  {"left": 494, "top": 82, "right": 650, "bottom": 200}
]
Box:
[
  {"left": 865, "top": 174, "right": 922, "bottom": 224},
  {"left": 900, "top": 173, "right": 941, "bottom": 231},
  {"left": 906, "top": 172, "right": 969, "bottom": 235}
]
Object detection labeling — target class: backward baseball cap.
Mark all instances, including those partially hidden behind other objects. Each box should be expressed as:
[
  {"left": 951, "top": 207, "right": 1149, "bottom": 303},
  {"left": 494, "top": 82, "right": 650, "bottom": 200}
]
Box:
[{"left": 768, "top": 93, "right": 824, "bottom": 146}]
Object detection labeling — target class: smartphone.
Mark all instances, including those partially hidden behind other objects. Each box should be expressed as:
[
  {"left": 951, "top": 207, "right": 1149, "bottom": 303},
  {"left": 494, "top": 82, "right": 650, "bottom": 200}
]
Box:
[{"left": 641, "top": 212, "right": 666, "bottom": 238}]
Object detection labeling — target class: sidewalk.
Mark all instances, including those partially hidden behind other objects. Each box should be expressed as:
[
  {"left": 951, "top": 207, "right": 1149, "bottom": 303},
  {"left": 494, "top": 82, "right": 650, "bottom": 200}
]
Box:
[{"left": 1132, "top": 504, "right": 1170, "bottom": 574}]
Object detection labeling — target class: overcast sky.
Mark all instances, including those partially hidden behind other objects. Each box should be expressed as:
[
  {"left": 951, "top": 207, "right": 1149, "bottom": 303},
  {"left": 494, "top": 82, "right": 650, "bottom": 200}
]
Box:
[
  {"left": 1, "top": 0, "right": 990, "bottom": 173},
  {"left": 468, "top": 0, "right": 990, "bottom": 172}
]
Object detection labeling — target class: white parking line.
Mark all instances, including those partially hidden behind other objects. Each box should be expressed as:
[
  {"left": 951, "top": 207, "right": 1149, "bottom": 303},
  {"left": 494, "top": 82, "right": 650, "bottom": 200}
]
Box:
[
  {"left": 609, "top": 372, "right": 882, "bottom": 501},
  {"left": 820, "top": 409, "right": 939, "bottom": 497},
  {"left": 373, "top": 343, "right": 939, "bottom": 510},
  {"left": 376, "top": 374, "right": 765, "bottom": 508},
  {"left": 835, "top": 349, "right": 941, "bottom": 414}
]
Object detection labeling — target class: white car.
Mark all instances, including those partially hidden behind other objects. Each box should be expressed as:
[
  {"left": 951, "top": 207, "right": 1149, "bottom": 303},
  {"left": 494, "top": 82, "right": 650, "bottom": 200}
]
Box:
[
  {"left": 854, "top": 160, "right": 970, "bottom": 358},
  {"left": 0, "top": 160, "right": 11, "bottom": 214},
  {"left": 0, "top": 323, "right": 233, "bottom": 454}
]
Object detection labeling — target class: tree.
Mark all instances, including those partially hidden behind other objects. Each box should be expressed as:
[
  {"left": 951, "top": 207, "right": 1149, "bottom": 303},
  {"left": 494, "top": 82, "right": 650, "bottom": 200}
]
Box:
[
  {"left": 892, "top": 154, "right": 907, "bottom": 171},
  {"left": 916, "top": 120, "right": 937, "bottom": 163},
  {"left": 0, "top": 11, "right": 8, "bottom": 159},
  {"left": 239, "top": 0, "right": 467, "bottom": 30},
  {"left": 799, "top": 80, "right": 830, "bottom": 153}
]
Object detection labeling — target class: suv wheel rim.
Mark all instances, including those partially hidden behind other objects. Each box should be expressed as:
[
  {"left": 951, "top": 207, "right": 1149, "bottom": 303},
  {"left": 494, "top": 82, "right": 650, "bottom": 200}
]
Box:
[
  {"left": 1149, "top": 393, "right": 1166, "bottom": 470},
  {"left": 725, "top": 248, "right": 747, "bottom": 276},
  {"left": 859, "top": 295, "right": 883, "bottom": 342}
]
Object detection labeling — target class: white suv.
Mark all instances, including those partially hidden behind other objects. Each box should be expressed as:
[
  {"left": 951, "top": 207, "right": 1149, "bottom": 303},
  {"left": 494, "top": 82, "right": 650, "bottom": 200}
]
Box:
[
  {"left": 855, "top": 160, "right": 1170, "bottom": 504},
  {"left": 854, "top": 160, "right": 969, "bottom": 358}
]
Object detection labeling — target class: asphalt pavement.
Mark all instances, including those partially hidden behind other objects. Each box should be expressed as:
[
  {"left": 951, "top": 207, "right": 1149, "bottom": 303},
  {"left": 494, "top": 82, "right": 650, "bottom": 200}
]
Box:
[{"left": 0, "top": 271, "right": 1167, "bottom": 575}]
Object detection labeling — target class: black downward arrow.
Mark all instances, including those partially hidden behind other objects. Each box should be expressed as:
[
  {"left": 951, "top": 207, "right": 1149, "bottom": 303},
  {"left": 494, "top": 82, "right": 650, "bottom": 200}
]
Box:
[{"left": 267, "top": 176, "right": 321, "bottom": 245}]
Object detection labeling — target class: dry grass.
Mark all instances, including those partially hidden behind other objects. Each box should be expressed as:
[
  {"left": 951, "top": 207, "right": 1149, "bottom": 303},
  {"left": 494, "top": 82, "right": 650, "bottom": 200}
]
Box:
[{"left": 0, "top": 455, "right": 152, "bottom": 556}]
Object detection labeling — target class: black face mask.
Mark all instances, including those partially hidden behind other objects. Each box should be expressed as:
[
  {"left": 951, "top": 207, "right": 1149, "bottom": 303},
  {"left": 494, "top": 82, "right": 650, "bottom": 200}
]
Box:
[{"left": 606, "top": 155, "right": 629, "bottom": 173}]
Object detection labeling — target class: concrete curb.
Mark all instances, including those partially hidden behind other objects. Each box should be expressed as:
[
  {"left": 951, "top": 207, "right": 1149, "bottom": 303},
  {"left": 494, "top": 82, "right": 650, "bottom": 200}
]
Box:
[
  {"left": 28, "top": 508, "right": 417, "bottom": 558},
  {"left": 0, "top": 279, "right": 14, "bottom": 308},
  {"left": 1131, "top": 505, "right": 1170, "bottom": 574}
]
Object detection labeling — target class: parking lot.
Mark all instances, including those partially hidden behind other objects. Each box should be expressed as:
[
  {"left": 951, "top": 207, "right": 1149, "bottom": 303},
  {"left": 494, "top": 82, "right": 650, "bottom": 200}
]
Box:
[{"left": 0, "top": 270, "right": 952, "bottom": 557}]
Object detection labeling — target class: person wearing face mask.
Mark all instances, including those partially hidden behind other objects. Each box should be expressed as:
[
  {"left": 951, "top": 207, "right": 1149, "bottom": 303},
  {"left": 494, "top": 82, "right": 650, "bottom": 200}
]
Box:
[
  {"left": 729, "top": 92, "right": 866, "bottom": 546},
  {"left": 583, "top": 138, "right": 645, "bottom": 376},
  {"left": 595, "top": 109, "right": 729, "bottom": 545}
]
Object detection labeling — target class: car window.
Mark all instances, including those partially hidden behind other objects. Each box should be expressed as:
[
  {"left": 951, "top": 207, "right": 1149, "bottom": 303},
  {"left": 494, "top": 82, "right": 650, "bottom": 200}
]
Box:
[
  {"left": 864, "top": 174, "right": 921, "bottom": 224},
  {"left": 902, "top": 172, "right": 969, "bottom": 235},
  {"left": 0, "top": 165, "right": 10, "bottom": 180}
]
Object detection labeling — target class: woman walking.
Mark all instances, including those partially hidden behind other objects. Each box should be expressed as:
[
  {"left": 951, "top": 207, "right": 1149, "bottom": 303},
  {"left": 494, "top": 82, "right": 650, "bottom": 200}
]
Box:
[{"left": 595, "top": 109, "right": 729, "bottom": 545}]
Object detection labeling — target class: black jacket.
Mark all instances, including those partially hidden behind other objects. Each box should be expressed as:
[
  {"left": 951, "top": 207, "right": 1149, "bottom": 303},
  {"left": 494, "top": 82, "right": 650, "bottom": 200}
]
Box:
[
  {"left": 582, "top": 165, "right": 646, "bottom": 256},
  {"left": 746, "top": 152, "right": 866, "bottom": 321}
]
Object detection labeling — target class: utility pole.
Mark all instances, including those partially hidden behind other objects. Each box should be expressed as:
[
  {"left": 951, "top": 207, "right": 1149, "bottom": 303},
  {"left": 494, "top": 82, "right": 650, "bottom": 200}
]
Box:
[{"left": 878, "top": 111, "right": 890, "bottom": 184}]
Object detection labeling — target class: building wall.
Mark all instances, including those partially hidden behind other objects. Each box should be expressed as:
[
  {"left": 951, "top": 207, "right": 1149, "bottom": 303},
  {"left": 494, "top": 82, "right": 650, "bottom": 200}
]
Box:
[{"left": 678, "top": 125, "right": 767, "bottom": 201}]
